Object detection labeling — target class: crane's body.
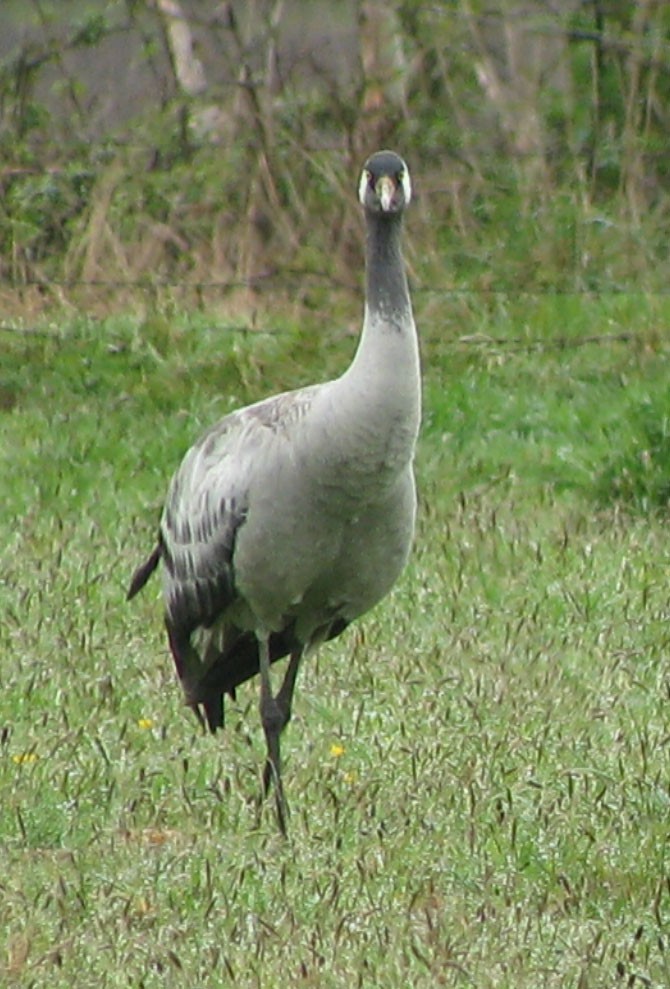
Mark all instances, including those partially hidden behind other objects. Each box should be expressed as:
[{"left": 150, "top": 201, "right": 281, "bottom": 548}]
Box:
[{"left": 128, "top": 151, "right": 420, "bottom": 831}]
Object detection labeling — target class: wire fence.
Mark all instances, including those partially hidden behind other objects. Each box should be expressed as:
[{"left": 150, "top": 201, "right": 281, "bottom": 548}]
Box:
[
  {"left": 5, "top": 2, "right": 670, "bottom": 325},
  {"left": 0, "top": 276, "right": 663, "bottom": 357},
  {"left": 6, "top": 272, "right": 670, "bottom": 296}
]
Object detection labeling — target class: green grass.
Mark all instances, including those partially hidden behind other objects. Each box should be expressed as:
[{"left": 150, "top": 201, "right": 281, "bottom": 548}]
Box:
[{"left": 2, "top": 295, "right": 670, "bottom": 987}]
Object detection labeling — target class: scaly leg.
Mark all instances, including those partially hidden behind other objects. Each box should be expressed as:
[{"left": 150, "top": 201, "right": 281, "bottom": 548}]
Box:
[
  {"left": 262, "top": 649, "right": 302, "bottom": 799},
  {"left": 258, "top": 640, "right": 302, "bottom": 835}
]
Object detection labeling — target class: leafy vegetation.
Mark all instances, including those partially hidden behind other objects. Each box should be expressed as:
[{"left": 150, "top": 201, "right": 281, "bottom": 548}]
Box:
[{"left": 4, "top": 1, "right": 670, "bottom": 302}]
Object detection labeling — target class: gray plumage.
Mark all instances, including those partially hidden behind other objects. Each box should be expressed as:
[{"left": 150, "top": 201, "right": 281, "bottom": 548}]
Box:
[{"left": 128, "top": 149, "right": 421, "bottom": 832}]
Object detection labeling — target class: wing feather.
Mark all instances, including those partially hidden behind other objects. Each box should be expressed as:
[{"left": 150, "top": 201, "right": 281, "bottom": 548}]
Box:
[
  {"left": 161, "top": 420, "right": 248, "bottom": 640},
  {"left": 160, "top": 385, "right": 319, "bottom": 642},
  {"left": 129, "top": 384, "right": 321, "bottom": 730}
]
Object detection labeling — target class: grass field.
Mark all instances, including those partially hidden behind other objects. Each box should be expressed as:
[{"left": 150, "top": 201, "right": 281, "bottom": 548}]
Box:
[{"left": 2, "top": 291, "right": 670, "bottom": 987}]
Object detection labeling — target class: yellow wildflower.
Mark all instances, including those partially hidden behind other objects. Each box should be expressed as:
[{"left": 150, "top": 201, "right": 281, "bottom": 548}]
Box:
[
  {"left": 137, "top": 718, "right": 155, "bottom": 730},
  {"left": 330, "top": 742, "right": 345, "bottom": 758},
  {"left": 135, "top": 896, "right": 153, "bottom": 916},
  {"left": 12, "top": 752, "right": 38, "bottom": 765}
]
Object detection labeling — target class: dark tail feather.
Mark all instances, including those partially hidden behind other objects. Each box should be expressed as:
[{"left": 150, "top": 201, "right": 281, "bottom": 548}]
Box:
[
  {"left": 197, "top": 618, "right": 349, "bottom": 701},
  {"left": 202, "top": 695, "right": 225, "bottom": 733},
  {"left": 165, "top": 618, "right": 351, "bottom": 734},
  {"left": 198, "top": 628, "right": 295, "bottom": 703},
  {"left": 127, "top": 542, "right": 162, "bottom": 600},
  {"left": 166, "top": 623, "right": 225, "bottom": 734}
]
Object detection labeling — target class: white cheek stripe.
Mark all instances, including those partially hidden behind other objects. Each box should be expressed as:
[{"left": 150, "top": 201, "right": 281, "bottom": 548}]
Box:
[
  {"left": 400, "top": 169, "right": 411, "bottom": 205},
  {"left": 358, "top": 169, "right": 370, "bottom": 205}
]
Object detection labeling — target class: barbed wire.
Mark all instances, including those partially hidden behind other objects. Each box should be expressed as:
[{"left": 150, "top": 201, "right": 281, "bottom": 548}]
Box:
[
  {"left": 0, "top": 320, "right": 657, "bottom": 355},
  {"left": 3, "top": 274, "right": 670, "bottom": 297}
]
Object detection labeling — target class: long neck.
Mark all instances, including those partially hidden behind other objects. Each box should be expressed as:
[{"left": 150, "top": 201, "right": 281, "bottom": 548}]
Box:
[
  {"left": 331, "top": 204, "right": 419, "bottom": 438},
  {"left": 313, "top": 204, "right": 420, "bottom": 484},
  {"left": 364, "top": 210, "right": 411, "bottom": 326}
]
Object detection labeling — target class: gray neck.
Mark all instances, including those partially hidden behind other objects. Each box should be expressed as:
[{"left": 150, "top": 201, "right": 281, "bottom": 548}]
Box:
[
  {"left": 322, "top": 201, "right": 420, "bottom": 476},
  {"left": 365, "top": 210, "right": 411, "bottom": 326}
]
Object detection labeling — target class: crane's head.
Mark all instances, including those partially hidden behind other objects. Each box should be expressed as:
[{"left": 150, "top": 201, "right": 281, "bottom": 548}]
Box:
[{"left": 358, "top": 150, "right": 411, "bottom": 215}]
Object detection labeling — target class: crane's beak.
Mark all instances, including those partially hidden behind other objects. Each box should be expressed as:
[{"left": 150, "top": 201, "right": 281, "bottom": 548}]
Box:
[{"left": 377, "top": 174, "right": 396, "bottom": 212}]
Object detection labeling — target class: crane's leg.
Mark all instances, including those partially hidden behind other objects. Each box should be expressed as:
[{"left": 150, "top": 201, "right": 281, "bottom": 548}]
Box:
[
  {"left": 258, "top": 639, "right": 302, "bottom": 835},
  {"left": 262, "top": 648, "right": 302, "bottom": 799}
]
